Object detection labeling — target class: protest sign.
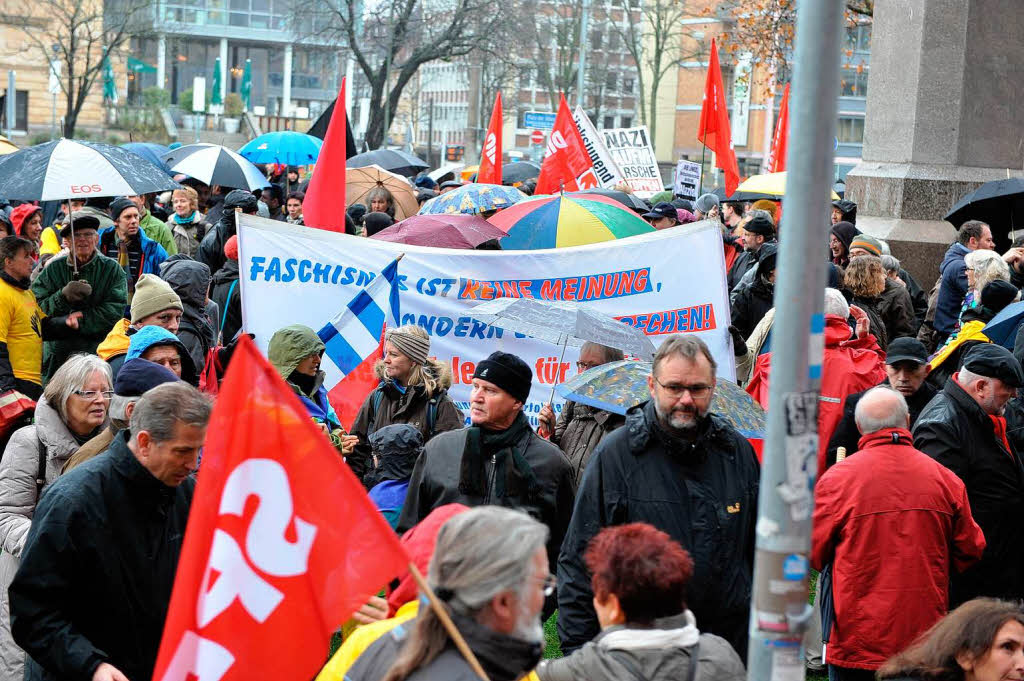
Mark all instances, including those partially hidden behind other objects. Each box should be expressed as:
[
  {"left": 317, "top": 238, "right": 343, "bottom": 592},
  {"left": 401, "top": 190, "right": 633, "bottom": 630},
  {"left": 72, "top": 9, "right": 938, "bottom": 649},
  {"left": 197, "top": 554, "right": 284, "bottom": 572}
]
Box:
[
  {"left": 238, "top": 216, "right": 734, "bottom": 428},
  {"left": 573, "top": 106, "right": 625, "bottom": 189},
  {"left": 601, "top": 126, "right": 662, "bottom": 197},
  {"left": 674, "top": 159, "right": 702, "bottom": 201}
]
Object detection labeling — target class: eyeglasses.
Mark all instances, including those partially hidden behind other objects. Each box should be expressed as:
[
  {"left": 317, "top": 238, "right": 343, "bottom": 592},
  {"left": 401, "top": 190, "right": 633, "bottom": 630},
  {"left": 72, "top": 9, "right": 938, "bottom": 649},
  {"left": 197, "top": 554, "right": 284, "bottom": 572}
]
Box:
[
  {"left": 73, "top": 390, "right": 113, "bottom": 400},
  {"left": 576, "top": 361, "right": 601, "bottom": 371},
  {"left": 653, "top": 376, "right": 713, "bottom": 400},
  {"left": 533, "top": 573, "right": 557, "bottom": 597}
]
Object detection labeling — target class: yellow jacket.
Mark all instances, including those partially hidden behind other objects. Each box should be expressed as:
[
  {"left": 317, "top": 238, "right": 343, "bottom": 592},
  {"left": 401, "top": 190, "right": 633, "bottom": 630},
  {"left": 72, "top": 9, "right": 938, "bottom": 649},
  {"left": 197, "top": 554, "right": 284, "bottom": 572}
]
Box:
[
  {"left": 929, "top": 319, "right": 989, "bottom": 372},
  {"left": 96, "top": 318, "right": 131, "bottom": 361},
  {"left": 39, "top": 225, "right": 62, "bottom": 256},
  {"left": 317, "top": 601, "right": 420, "bottom": 681}
]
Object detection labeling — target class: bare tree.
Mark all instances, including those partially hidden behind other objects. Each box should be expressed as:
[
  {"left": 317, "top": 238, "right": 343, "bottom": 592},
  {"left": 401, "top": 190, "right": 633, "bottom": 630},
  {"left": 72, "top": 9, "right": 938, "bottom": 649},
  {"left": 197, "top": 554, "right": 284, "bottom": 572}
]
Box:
[
  {"left": 295, "top": 0, "right": 509, "bottom": 150},
  {"left": 3, "top": 0, "right": 150, "bottom": 138}
]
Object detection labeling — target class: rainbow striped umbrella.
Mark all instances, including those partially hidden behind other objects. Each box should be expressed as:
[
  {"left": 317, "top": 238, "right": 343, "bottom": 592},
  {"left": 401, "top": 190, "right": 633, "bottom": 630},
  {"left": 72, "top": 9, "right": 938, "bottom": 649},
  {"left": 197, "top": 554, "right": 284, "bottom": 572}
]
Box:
[{"left": 489, "top": 193, "right": 655, "bottom": 250}]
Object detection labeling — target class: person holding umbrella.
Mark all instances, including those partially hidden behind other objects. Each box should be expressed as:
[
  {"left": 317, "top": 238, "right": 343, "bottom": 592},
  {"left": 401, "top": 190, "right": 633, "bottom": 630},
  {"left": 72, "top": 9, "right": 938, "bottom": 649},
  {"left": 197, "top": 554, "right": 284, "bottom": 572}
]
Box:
[
  {"left": 197, "top": 189, "right": 258, "bottom": 277},
  {"left": 31, "top": 214, "right": 127, "bottom": 383}
]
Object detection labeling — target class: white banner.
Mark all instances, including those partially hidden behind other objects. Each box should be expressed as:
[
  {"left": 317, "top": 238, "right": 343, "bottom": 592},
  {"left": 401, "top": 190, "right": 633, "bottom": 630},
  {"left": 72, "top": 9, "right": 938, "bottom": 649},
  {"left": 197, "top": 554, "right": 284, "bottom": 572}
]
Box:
[
  {"left": 601, "top": 126, "right": 662, "bottom": 197},
  {"left": 572, "top": 106, "right": 625, "bottom": 189},
  {"left": 674, "top": 159, "right": 702, "bottom": 202},
  {"left": 731, "top": 51, "right": 753, "bottom": 147},
  {"left": 238, "top": 217, "right": 734, "bottom": 428}
]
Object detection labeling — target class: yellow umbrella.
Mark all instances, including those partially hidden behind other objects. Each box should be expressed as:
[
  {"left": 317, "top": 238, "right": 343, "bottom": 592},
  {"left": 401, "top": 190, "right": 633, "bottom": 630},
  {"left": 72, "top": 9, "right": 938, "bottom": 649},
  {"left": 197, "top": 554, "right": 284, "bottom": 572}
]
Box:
[
  {"left": 0, "top": 136, "right": 17, "bottom": 155},
  {"left": 346, "top": 164, "right": 418, "bottom": 221},
  {"left": 736, "top": 171, "right": 840, "bottom": 200},
  {"left": 460, "top": 165, "right": 479, "bottom": 181}
]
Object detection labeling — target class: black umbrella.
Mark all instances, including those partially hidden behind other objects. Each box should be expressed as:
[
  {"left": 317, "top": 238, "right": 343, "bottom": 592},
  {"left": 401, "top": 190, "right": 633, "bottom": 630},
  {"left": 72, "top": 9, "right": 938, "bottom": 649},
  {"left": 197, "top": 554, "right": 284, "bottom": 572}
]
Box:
[
  {"left": 347, "top": 149, "right": 428, "bottom": 178},
  {"left": 711, "top": 186, "right": 776, "bottom": 203},
  {"left": 501, "top": 160, "right": 541, "bottom": 185},
  {"left": 571, "top": 188, "right": 649, "bottom": 213},
  {"left": 945, "top": 178, "right": 1024, "bottom": 240}
]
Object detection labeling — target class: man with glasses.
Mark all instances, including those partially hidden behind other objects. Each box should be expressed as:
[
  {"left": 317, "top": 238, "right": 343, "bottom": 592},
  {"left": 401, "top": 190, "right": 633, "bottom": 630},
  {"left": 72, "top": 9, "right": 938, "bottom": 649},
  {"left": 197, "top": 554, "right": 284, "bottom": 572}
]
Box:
[
  {"left": 538, "top": 342, "right": 625, "bottom": 484},
  {"left": 557, "top": 334, "right": 759, "bottom": 661}
]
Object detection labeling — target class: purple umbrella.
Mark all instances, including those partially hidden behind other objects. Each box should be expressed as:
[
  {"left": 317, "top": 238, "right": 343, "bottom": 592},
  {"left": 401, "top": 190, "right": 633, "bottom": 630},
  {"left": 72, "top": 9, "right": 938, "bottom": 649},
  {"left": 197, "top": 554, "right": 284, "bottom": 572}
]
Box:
[{"left": 370, "top": 214, "right": 507, "bottom": 249}]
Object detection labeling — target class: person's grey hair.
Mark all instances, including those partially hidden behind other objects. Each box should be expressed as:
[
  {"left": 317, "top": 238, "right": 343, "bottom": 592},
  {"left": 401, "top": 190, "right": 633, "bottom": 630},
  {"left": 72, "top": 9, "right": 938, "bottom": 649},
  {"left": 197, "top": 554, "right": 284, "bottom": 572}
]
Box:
[
  {"left": 580, "top": 341, "right": 625, "bottom": 365},
  {"left": 108, "top": 394, "right": 140, "bottom": 431},
  {"left": 965, "top": 249, "right": 1010, "bottom": 294},
  {"left": 748, "top": 208, "right": 775, "bottom": 227},
  {"left": 129, "top": 382, "right": 212, "bottom": 443},
  {"left": 824, "top": 287, "right": 850, "bottom": 318},
  {"left": 854, "top": 386, "right": 909, "bottom": 434},
  {"left": 652, "top": 334, "right": 717, "bottom": 376},
  {"left": 881, "top": 254, "right": 901, "bottom": 275},
  {"left": 958, "top": 367, "right": 987, "bottom": 387},
  {"left": 429, "top": 507, "right": 548, "bottom": 618},
  {"left": 43, "top": 354, "right": 113, "bottom": 423}
]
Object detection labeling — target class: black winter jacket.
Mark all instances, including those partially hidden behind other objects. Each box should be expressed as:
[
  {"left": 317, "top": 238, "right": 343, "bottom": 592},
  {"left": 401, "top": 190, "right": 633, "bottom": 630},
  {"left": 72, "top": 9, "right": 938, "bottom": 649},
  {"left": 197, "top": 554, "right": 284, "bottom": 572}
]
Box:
[
  {"left": 9, "top": 432, "right": 193, "bottom": 681},
  {"left": 557, "top": 401, "right": 759, "bottom": 660},
  {"left": 160, "top": 257, "right": 216, "bottom": 372},
  {"left": 196, "top": 212, "right": 235, "bottom": 277},
  {"left": 730, "top": 276, "right": 774, "bottom": 340},
  {"left": 210, "top": 259, "right": 241, "bottom": 343},
  {"left": 913, "top": 378, "right": 1024, "bottom": 604}
]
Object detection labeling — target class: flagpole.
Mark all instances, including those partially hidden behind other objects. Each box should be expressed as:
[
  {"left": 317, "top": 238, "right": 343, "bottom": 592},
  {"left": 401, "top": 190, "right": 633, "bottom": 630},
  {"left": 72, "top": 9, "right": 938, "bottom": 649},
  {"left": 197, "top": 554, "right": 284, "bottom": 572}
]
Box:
[
  {"left": 699, "top": 144, "right": 706, "bottom": 195},
  {"left": 407, "top": 563, "right": 491, "bottom": 681}
]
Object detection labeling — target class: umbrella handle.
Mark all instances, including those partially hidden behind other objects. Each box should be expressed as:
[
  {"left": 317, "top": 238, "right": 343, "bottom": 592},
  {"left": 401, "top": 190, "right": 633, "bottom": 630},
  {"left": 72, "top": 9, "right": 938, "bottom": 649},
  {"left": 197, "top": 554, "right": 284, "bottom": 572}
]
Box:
[
  {"left": 68, "top": 211, "right": 78, "bottom": 276},
  {"left": 549, "top": 337, "right": 568, "bottom": 405}
]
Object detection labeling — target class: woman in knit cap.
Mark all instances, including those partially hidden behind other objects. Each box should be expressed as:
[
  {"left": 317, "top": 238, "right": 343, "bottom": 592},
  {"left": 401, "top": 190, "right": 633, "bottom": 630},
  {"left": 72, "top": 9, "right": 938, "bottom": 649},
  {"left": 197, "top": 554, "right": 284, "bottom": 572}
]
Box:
[
  {"left": 349, "top": 325, "right": 464, "bottom": 487},
  {"left": 829, "top": 221, "right": 861, "bottom": 268}
]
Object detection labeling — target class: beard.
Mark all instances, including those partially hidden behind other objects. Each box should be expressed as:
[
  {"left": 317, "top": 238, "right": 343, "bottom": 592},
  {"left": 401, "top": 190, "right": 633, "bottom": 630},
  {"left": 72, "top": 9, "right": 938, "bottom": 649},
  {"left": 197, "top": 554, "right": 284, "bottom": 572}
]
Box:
[
  {"left": 654, "top": 399, "right": 703, "bottom": 434},
  {"left": 511, "top": 607, "right": 544, "bottom": 644}
]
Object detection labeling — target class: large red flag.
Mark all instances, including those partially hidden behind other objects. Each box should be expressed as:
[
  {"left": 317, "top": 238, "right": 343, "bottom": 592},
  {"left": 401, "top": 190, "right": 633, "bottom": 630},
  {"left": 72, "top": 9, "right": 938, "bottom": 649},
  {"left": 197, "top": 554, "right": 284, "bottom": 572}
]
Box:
[
  {"left": 303, "top": 78, "right": 347, "bottom": 232},
  {"left": 697, "top": 39, "right": 741, "bottom": 197},
  {"left": 535, "top": 94, "right": 599, "bottom": 195},
  {"left": 766, "top": 83, "right": 790, "bottom": 173},
  {"left": 327, "top": 331, "right": 384, "bottom": 432},
  {"left": 476, "top": 92, "right": 503, "bottom": 185},
  {"left": 152, "top": 336, "right": 408, "bottom": 681}
]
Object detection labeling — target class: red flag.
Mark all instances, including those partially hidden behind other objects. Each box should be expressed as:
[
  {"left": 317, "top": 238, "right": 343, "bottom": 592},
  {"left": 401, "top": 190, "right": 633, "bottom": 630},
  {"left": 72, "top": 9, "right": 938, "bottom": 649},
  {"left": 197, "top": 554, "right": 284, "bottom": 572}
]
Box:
[
  {"left": 476, "top": 92, "right": 503, "bottom": 185},
  {"left": 535, "top": 94, "right": 599, "bottom": 195},
  {"left": 303, "top": 78, "right": 347, "bottom": 232},
  {"left": 697, "top": 40, "right": 741, "bottom": 197},
  {"left": 766, "top": 83, "right": 790, "bottom": 173},
  {"left": 327, "top": 332, "right": 384, "bottom": 432},
  {"left": 152, "top": 336, "right": 408, "bottom": 681}
]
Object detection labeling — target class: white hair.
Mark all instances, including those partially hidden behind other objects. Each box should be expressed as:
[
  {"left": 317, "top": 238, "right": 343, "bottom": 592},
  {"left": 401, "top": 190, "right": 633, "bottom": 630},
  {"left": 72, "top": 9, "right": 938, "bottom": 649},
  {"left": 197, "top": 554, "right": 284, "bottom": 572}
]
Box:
[
  {"left": 965, "top": 249, "right": 1010, "bottom": 295},
  {"left": 854, "top": 386, "right": 909, "bottom": 434},
  {"left": 824, "top": 288, "right": 850, "bottom": 318}
]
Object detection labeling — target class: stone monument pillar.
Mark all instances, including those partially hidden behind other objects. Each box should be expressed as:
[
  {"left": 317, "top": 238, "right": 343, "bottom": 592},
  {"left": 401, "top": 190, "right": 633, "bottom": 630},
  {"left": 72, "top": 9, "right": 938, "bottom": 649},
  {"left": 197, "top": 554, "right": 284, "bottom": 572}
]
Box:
[{"left": 845, "top": 0, "right": 1024, "bottom": 285}]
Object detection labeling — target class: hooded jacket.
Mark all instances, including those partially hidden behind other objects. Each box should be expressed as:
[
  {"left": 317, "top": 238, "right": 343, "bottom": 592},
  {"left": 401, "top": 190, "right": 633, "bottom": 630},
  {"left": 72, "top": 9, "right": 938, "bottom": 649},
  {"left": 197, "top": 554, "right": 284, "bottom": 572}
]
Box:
[
  {"left": 166, "top": 212, "right": 210, "bottom": 259},
  {"left": 210, "top": 259, "right": 241, "bottom": 343},
  {"left": 812, "top": 427, "right": 985, "bottom": 671},
  {"left": 913, "top": 376, "right": 1024, "bottom": 605},
  {"left": 138, "top": 211, "right": 177, "bottom": 256},
  {"left": 158, "top": 257, "right": 215, "bottom": 373},
  {"left": 124, "top": 325, "right": 197, "bottom": 385},
  {"left": 10, "top": 431, "right": 194, "bottom": 681},
  {"left": 9, "top": 206, "right": 42, "bottom": 240},
  {"left": 349, "top": 360, "right": 465, "bottom": 485},
  {"left": 876, "top": 277, "right": 918, "bottom": 342},
  {"left": 551, "top": 400, "right": 625, "bottom": 486},
  {"left": 830, "top": 222, "right": 859, "bottom": 268},
  {"left": 267, "top": 324, "right": 341, "bottom": 431},
  {"left": 97, "top": 225, "right": 169, "bottom": 287},
  {"left": 730, "top": 245, "right": 777, "bottom": 340},
  {"left": 537, "top": 611, "right": 745, "bottom": 681},
  {"left": 557, "top": 401, "right": 759, "bottom": 660},
  {"left": 934, "top": 242, "right": 970, "bottom": 336},
  {"left": 747, "top": 314, "right": 887, "bottom": 475}
]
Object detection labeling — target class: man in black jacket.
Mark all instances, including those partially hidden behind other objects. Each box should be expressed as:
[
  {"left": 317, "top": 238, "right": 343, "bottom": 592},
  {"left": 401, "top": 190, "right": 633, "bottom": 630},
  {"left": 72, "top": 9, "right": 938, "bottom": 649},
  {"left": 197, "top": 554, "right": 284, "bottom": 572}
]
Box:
[
  {"left": 9, "top": 382, "right": 211, "bottom": 681},
  {"left": 826, "top": 337, "right": 937, "bottom": 467},
  {"left": 397, "top": 351, "right": 575, "bottom": 580},
  {"left": 196, "top": 189, "right": 257, "bottom": 277},
  {"left": 557, "top": 334, "right": 759, "bottom": 660},
  {"left": 727, "top": 210, "right": 775, "bottom": 293},
  {"left": 913, "top": 343, "right": 1024, "bottom": 605}
]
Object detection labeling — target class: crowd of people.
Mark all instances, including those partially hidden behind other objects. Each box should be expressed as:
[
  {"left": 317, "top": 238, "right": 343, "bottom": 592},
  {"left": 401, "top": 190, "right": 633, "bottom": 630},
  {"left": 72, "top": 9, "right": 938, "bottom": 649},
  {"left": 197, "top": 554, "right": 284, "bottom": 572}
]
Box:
[{"left": 0, "top": 161, "right": 1021, "bottom": 681}]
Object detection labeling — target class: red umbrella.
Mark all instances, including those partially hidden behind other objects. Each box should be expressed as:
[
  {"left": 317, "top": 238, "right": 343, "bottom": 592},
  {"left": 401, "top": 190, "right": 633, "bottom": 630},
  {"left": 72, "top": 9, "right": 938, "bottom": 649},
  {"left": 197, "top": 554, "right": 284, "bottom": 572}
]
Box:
[{"left": 370, "top": 214, "right": 508, "bottom": 249}]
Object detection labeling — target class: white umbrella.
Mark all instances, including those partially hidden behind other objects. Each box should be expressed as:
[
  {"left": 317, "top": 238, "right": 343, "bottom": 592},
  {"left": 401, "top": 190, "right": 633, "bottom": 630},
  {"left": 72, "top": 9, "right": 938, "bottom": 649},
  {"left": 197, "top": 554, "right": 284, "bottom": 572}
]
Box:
[{"left": 161, "top": 143, "right": 269, "bottom": 191}]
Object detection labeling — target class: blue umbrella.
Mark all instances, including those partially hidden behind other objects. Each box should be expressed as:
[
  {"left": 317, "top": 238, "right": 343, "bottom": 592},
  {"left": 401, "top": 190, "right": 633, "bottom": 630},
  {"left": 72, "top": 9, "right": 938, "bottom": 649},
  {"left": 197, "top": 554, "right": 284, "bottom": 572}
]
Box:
[
  {"left": 419, "top": 183, "right": 527, "bottom": 216},
  {"left": 238, "top": 131, "right": 323, "bottom": 167},
  {"left": 121, "top": 142, "right": 173, "bottom": 176},
  {"left": 982, "top": 300, "right": 1024, "bottom": 348}
]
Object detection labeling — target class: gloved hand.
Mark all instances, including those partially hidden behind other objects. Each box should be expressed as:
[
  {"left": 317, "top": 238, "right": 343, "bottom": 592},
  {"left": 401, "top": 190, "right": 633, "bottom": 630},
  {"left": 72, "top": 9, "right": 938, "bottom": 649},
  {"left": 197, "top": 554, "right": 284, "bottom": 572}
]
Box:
[
  {"left": 61, "top": 280, "right": 92, "bottom": 305},
  {"left": 728, "top": 325, "right": 746, "bottom": 356}
]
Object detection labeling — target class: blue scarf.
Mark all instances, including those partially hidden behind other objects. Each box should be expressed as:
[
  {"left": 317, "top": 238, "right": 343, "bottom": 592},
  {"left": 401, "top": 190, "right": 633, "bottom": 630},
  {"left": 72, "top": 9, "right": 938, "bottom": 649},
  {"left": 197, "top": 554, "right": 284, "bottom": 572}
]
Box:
[
  {"left": 172, "top": 211, "right": 201, "bottom": 225},
  {"left": 297, "top": 386, "right": 341, "bottom": 430}
]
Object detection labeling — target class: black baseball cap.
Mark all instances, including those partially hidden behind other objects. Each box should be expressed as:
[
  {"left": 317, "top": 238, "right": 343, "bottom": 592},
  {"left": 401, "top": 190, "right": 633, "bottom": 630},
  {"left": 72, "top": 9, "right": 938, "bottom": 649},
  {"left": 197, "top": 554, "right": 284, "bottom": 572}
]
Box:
[
  {"left": 642, "top": 202, "right": 678, "bottom": 222},
  {"left": 885, "top": 338, "right": 929, "bottom": 366},
  {"left": 59, "top": 212, "right": 101, "bottom": 240},
  {"left": 962, "top": 343, "right": 1024, "bottom": 388}
]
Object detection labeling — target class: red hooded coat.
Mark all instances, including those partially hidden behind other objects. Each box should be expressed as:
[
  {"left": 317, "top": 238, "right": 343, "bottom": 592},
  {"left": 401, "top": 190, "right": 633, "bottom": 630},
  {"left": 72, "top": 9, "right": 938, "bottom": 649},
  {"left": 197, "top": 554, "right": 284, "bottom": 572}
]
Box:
[
  {"left": 811, "top": 427, "right": 986, "bottom": 670},
  {"left": 9, "top": 204, "right": 42, "bottom": 236}
]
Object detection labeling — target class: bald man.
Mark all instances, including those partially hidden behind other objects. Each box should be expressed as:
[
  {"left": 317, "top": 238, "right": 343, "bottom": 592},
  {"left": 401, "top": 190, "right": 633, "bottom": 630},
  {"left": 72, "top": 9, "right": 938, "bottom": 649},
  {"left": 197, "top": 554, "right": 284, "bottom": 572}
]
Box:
[{"left": 811, "top": 387, "right": 985, "bottom": 681}]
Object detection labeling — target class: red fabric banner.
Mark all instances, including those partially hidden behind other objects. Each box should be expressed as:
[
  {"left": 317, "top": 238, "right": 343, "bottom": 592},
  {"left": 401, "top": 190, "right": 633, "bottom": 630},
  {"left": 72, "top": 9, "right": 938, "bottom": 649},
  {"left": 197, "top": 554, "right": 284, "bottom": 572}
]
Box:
[
  {"left": 303, "top": 78, "right": 347, "bottom": 232},
  {"left": 477, "top": 92, "right": 503, "bottom": 185},
  {"left": 697, "top": 40, "right": 741, "bottom": 197},
  {"left": 152, "top": 335, "right": 408, "bottom": 681},
  {"left": 535, "top": 93, "right": 599, "bottom": 195},
  {"left": 766, "top": 83, "right": 790, "bottom": 173}
]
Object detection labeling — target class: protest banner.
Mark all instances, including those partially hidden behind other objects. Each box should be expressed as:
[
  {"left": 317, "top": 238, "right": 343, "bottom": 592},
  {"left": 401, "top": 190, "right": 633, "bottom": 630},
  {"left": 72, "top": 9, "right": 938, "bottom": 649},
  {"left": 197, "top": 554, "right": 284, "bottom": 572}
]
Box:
[
  {"left": 238, "top": 216, "right": 734, "bottom": 428},
  {"left": 674, "top": 159, "right": 702, "bottom": 202},
  {"left": 572, "top": 106, "right": 625, "bottom": 189},
  {"left": 601, "top": 126, "right": 662, "bottom": 197}
]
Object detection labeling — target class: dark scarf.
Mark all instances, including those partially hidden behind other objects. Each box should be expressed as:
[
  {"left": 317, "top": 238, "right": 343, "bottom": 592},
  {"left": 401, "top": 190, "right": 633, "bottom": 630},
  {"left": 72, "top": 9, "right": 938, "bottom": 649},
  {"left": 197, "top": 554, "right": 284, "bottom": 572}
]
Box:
[
  {"left": 448, "top": 611, "right": 543, "bottom": 681},
  {"left": 458, "top": 411, "right": 540, "bottom": 499},
  {"left": 288, "top": 369, "right": 317, "bottom": 397},
  {"left": 647, "top": 401, "right": 711, "bottom": 465},
  {"left": 0, "top": 270, "right": 29, "bottom": 290}
]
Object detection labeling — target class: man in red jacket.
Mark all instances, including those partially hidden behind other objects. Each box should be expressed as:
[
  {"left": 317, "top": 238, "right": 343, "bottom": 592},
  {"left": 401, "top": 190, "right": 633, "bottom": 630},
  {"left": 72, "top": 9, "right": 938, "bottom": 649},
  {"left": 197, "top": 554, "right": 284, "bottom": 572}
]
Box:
[{"left": 812, "top": 386, "right": 986, "bottom": 681}]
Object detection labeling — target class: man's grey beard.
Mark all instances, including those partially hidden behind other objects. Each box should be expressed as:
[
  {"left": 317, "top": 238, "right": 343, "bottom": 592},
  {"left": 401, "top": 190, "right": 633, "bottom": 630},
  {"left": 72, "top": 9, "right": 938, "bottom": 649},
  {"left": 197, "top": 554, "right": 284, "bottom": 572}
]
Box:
[
  {"left": 511, "top": 610, "right": 544, "bottom": 644},
  {"left": 654, "top": 399, "right": 702, "bottom": 435}
]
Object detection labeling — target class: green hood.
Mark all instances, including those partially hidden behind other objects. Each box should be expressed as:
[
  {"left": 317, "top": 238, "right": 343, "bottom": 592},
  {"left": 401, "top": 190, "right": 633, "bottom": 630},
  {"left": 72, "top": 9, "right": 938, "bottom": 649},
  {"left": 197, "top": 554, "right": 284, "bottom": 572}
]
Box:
[{"left": 267, "top": 325, "right": 325, "bottom": 380}]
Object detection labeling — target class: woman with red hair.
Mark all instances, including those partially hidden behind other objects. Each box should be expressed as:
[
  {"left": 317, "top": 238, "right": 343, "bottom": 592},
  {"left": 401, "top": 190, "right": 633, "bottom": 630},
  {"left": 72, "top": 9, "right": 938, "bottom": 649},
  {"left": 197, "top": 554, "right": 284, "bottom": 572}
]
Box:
[{"left": 536, "top": 523, "right": 745, "bottom": 681}]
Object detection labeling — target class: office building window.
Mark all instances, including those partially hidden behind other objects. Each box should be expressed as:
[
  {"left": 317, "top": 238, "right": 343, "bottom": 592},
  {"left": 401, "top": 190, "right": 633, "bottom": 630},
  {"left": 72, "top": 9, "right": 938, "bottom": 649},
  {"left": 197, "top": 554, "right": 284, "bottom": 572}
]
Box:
[
  {"left": 840, "top": 68, "right": 868, "bottom": 98},
  {"left": 603, "top": 115, "right": 615, "bottom": 128},
  {"left": 837, "top": 116, "right": 864, "bottom": 144},
  {"left": 845, "top": 24, "right": 871, "bottom": 52},
  {"left": 0, "top": 91, "right": 28, "bottom": 131},
  {"left": 605, "top": 72, "right": 617, "bottom": 90},
  {"left": 620, "top": 115, "right": 632, "bottom": 128}
]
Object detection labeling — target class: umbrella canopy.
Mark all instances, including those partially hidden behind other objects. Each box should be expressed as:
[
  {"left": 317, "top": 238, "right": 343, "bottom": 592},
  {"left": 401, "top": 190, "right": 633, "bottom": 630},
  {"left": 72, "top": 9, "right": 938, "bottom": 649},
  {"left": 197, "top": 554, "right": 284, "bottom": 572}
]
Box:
[
  {"left": 161, "top": 143, "right": 269, "bottom": 191},
  {"left": 465, "top": 298, "right": 655, "bottom": 360},
  {"left": 491, "top": 194, "right": 655, "bottom": 250},
  {"left": 239, "top": 131, "right": 323, "bottom": 167},
  {"left": 348, "top": 149, "right": 428, "bottom": 178},
  {"left": 121, "top": 142, "right": 173, "bottom": 176},
  {"left": 419, "top": 183, "right": 527, "bottom": 216},
  {"left": 945, "top": 178, "right": 1024, "bottom": 236},
  {"left": 346, "top": 164, "right": 418, "bottom": 220},
  {"left": 428, "top": 163, "right": 464, "bottom": 183},
  {"left": 0, "top": 139, "right": 179, "bottom": 201},
  {"left": 370, "top": 214, "right": 507, "bottom": 249},
  {"left": 555, "top": 359, "right": 766, "bottom": 438},
  {"left": 711, "top": 186, "right": 777, "bottom": 203},
  {"left": 737, "top": 171, "right": 841, "bottom": 200},
  {"left": 502, "top": 160, "right": 540, "bottom": 185},
  {"left": 570, "top": 188, "right": 649, "bottom": 213},
  {"left": 982, "top": 300, "right": 1024, "bottom": 349},
  {"left": 0, "top": 136, "right": 17, "bottom": 155},
  {"left": 210, "top": 57, "right": 223, "bottom": 107}
]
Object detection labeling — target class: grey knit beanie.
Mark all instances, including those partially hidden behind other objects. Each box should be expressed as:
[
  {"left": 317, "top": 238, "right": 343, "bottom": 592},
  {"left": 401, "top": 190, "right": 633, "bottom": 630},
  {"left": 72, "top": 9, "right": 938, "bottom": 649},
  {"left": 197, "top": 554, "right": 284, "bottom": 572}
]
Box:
[{"left": 386, "top": 326, "right": 430, "bottom": 365}]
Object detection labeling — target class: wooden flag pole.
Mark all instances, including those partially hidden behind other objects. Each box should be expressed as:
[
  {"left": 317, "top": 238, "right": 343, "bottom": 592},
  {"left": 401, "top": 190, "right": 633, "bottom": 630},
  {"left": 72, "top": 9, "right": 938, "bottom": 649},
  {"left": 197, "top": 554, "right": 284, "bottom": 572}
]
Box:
[{"left": 406, "top": 562, "right": 491, "bottom": 681}]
